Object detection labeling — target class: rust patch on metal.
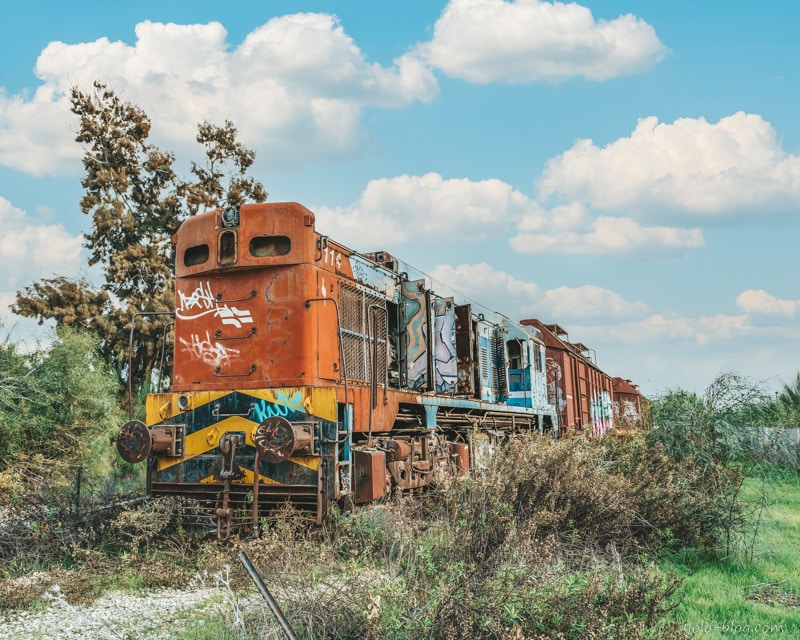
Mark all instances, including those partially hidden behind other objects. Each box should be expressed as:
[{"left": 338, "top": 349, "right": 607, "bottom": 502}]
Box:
[
  {"left": 117, "top": 420, "right": 151, "bottom": 464},
  {"left": 255, "top": 417, "right": 313, "bottom": 463}
]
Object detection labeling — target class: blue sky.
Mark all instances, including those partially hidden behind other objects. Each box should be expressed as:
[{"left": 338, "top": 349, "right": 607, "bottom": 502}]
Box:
[{"left": 1, "top": 0, "right": 798, "bottom": 398}]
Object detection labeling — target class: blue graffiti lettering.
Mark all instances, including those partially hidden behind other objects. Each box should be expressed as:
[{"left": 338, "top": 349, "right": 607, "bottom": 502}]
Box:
[
  {"left": 277, "top": 390, "right": 305, "bottom": 412},
  {"left": 252, "top": 390, "right": 305, "bottom": 422},
  {"left": 253, "top": 401, "right": 288, "bottom": 422}
]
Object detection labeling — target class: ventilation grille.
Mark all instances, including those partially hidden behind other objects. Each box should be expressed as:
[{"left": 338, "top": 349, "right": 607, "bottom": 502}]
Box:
[
  {"left": 493, "top": 333, "right": 507, "bottom": 396},
  {"left": 340, "top": 283, "right": 387, "bottom": 383}
]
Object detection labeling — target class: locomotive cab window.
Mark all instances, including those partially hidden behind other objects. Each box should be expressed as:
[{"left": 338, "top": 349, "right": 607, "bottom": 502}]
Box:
[
  {"left": 250, "top": 234, "right": 291, "bottom": 257},
  {"left": 218, "top": 230, "right": 237, "bottom": 266},
  {"left": 507, "top": 339, "right": 523, "bottom": 369},
  {"left": 184, "top": 244, "right": 209, "bottom": 267}
]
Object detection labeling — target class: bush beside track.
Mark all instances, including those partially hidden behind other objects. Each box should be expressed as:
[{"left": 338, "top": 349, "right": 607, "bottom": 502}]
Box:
[{"left": 1, "top": 361, "right": 799, "bottom": 639}]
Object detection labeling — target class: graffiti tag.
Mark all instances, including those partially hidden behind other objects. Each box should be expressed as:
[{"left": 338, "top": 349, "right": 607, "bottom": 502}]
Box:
[
  {"left": 253, "top": 390, "right": 306, "bottom": 423},
  {"left": 177, "top": 281, "right": 254, "bottom": 329},
  {"left": 179, "top": 332, "right": 241, "bottom": 368}
]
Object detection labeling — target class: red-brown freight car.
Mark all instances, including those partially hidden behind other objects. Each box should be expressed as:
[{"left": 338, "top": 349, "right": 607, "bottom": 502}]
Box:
[{"left": 520, "top": 320, "right": 646, "bottom": 436}]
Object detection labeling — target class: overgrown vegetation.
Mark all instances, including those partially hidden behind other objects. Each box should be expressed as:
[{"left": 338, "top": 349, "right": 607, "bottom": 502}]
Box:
[
  {"left": 1, "top": 319, "right": 798, "bottom": 639},
  {"left": 0, "top": 325, "right": 122, "bottom": 478}
]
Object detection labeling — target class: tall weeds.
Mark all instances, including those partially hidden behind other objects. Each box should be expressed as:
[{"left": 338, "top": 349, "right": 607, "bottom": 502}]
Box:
[{"left": 234, "top": 435, "right": 699, "bottom": 639}]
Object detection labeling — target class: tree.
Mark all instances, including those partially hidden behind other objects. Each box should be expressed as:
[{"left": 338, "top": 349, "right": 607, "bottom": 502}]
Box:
[
  {"left": 0, "top": 325, "right": 122, "bottom": 477},
  {"left": 14, "top": 82, "right": 267, "bottom": 392},
  {"left": 649, "top": 372, "right": 773, "bottom": 466},
  {"left": 777, "top": 372, "right": 800, "bottom": 428}
]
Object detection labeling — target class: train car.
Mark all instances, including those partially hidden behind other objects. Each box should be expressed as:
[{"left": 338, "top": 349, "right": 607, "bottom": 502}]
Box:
[
  {"left": 116, "top": 202, "right": 558, "bottom": 539},
  {"left": 611, "top": 377, "right": 648, "bottom": 432},
  {"left": 521, "top": 320, "right": 615, "bottom": 436}
]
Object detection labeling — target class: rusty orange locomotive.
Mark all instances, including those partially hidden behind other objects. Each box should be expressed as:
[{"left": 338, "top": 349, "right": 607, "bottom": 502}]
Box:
[{"left": 117, "top": 201, "right": 565, "bottom": 538}]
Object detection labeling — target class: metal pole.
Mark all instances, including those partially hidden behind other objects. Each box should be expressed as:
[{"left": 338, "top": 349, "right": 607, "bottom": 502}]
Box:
[
  {"left": 127, "top": 311, "right": 174, "bottom": 420},
  {"left": 74, "top": 466, "right": 82, "bottom": 517},
  {"left": 238, "top": 551, "right": 299, "bottom": 640}
]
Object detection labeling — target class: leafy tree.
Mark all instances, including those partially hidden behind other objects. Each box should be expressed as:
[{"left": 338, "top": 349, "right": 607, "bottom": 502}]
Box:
[
  {"left": 0, "top": 325, "right": 122, "bottom": 478},
  {"left": 649, "top": 372, "right": 774, "bottom": 466},
  {"left": 13, "top": 82, "right": 267, "bottom": 392},
  {"left": 777, "top": 372, "right": 800, "bottom": 428}
]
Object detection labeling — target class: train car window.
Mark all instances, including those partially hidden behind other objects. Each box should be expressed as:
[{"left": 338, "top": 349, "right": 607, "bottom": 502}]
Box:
[
  {"left": 249, "top": 235, "right": 291, "bottom": 257},
  {"left": 184, "top": 244, "right": 209, "bottom": 267},
  {"left": 218, "top": 230, "right": 237, "bottom": 266}
]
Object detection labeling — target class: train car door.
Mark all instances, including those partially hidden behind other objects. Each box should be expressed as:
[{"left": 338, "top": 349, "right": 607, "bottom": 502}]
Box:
[
  {"left": 432, "top": 296, "right": 457, "bottom": 394},
  {"left": 506, "top": 337, "right": 532, "bottom": 407},
  {"left": 476, "top": 321, "right": 507, "bottom": 403}
]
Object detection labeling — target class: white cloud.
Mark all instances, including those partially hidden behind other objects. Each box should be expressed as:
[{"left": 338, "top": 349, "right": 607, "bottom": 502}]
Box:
[
  {"left": 579, "top": 313, "right": 754, "bottom": 347},
  {"left": 429, "top": 262, "right": 539, "bottom": 308},
  {"left": 0, "top": 88, "right": 78, "bottom": 176},
  {"left": 511, "top": 208, "right": 704, "bottom": 255},
  {"left": 539, "top": 285, "right": 648, "bottom": 318},
  {"left": 736, "top": 289, "right": 800, "bottom": 317},
  {"left": 417, "top": 0, "right": 667, "bottom": 83},
  {"left": 316, "top": 173, "right": 703, "bottom": 257},
  {"left": 315, "top": 172, "right": 531, "bottom": 249},
  {"left": 538, "top": 112, "right": 800, "bottom": 216},
  {"left": 0, "top": 197, "right": 83, "bottom": 335},
  {"left": 428, "top": 262, "right": 646, "bottom": 321},
  {"left": 0, "top": 15, "right": 439, "bottom": 176},
  {"left": 0, "top": 197, "right": 83, "bottom": 289}
]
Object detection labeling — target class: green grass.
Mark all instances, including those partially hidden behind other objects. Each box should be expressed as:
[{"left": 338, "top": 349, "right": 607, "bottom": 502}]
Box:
[{"left": 663, "top": 474, "right": 800, "bottom": 639}]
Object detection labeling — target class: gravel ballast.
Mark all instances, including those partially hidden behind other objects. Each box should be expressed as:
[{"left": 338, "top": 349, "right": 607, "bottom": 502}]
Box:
[{"left": 0, "top": 586, "right": 223, "bottom": 640}]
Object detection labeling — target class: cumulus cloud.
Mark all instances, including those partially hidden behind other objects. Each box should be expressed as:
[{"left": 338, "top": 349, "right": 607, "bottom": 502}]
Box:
[
  {"left": 417, "top": 0, "right": 667, "bottom": 83},
  {"left": 737, "top": 289, "right": 800, "bottom": 317},
  {"left": 538, "top": 285, "right": 648, "bottom": 318},
  {"left": 538, "top": 112, "right": 800, "bottom": 217},
  {"left": 315, "top": 172, "right": 531, "bottom": 248},
  {"left": 578, "top": 313, "right": 754, "bottom": 347},
  {"left": 316, "top": 173, "right": 703, "bottom": 257},
  {"left": 511, "top": 206, "right": 704, "bottom": 255},
  {"left": 0, "top": 88, "right": 79, "bottom": 176},
  {"left": 0, "top": 15, "right": 439, "bottom": 176},
  {"left": 429, "top": 262, "right": 539, "bottom": 308},
  {"left": 428, "top": 262, "right": 646, "bottom": 321},
  {"left": 0, "top": 197, "right": 83, "bottom": 330},
  {"left": 0, "top": 197, "right": 83, "bottom": 289}
]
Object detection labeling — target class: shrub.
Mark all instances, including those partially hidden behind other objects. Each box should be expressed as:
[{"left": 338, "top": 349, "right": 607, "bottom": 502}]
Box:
[
  {"left": 248, "top": 435, "right": 693, "bottom": 639},
  {"left": 0, "top": 326, "right": 123, "bottom": 485}
]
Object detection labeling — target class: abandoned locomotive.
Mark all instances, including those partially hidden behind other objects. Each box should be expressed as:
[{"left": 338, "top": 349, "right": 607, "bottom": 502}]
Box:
[{"left": 116, "top": 202, "right": 632, "bottom": 539}]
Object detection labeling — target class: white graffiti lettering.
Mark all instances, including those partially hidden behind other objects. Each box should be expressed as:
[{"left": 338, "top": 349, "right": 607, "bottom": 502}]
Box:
[
  {"left": 217, "top": 306, "right": 254, "bottom": 329},
  {"left": 177, "top": 281, "right": 216, "bottom": 316},
  {"left": 177, "top": 281, "right": 254, "bottom": 328},
  {"left": 179, "top": 331, "right": 241, "bottom": 368}
]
